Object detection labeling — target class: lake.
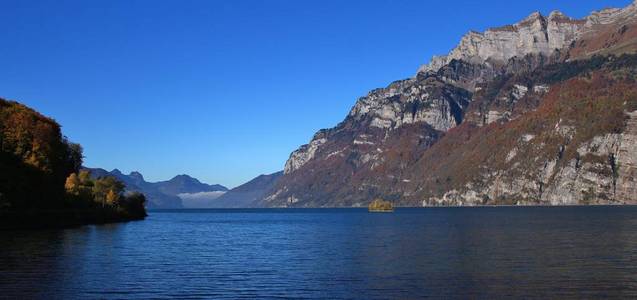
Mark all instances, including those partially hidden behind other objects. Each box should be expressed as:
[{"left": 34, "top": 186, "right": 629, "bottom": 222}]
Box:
[{"left": 1, "top": 207, "right": 637, "bottom": 299}]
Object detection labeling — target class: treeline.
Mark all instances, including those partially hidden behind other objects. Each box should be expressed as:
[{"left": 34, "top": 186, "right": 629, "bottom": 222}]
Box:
[
  {"left": 0, "top": 98, "right": 146, "bottom": 227},
  {"left": 65, "top": 170, "right": 146, "bottom": 218},
  {"left": 0, "top": 99, "right": 81, "bottom": 210}
]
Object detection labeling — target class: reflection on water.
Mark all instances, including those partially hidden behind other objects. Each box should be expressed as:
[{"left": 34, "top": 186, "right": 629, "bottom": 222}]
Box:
[{"left": 1, "top": 207, "right": 637, "bottom": 298}]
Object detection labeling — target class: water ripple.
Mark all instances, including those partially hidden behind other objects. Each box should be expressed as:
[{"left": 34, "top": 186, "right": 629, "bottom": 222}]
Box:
[{"left": 1, "top": 207, "right": 637, "bottom": 298}]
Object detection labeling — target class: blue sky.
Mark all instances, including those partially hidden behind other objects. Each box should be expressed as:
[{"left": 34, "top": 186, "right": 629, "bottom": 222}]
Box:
[{"left": 0, "top": 0, "right": 631, "bottom": 188}]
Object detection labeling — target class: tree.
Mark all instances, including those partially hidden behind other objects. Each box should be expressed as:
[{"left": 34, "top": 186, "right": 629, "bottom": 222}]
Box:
[
  {"left": 121, "top": 192, "right": 147, "bottom": 218},
  {"left": 78, "top": 170, "right": 92, "bottom": 186},
  {"left": 106, "top": 189, "right": 120, "bottom": 206},
  {"left": 0, "top": 99, "right": 147, "bottom": 221},
  {"left": 93, "top": 176, "right": 125, "bottom": 206},
  {"left": 1, "top": 99, "right": 85, "bottom": 209},
  {"left": 65, "top": 141, "right": 83, "bottom": 173},
  {"left": 64, "top": 173, "right": 81, "bottom": 195}
]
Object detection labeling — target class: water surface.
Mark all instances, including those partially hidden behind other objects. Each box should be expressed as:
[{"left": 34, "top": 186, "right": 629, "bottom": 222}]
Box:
[{"left": 1, "top": 207, "right": 637, "bottom": 298}]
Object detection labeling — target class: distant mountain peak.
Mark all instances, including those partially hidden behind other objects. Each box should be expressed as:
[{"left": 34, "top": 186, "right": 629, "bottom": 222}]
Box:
[
  {"left": 82, "top": 167, "right": 227, "bottom": 208},
  {"left": 169, "top": 174, "right": 203, "bottom": 184},
  {"left": 129, "top": 171, "right": 144, "bottom": 181}
]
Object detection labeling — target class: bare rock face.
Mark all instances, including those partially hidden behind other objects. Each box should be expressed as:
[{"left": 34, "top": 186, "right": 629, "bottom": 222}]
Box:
[
  {"left": 436, "top": 110, "right": 637, "bottom": 206},
  {"left": 411, "top": 61, "right": 637, "bottom": 207},
  {"left": 584, "top": 1, "right": 637, "bottom": 29},
  {"left": 615, "top": 111, "right": 637, "bottom": 202},
  {"left": 284, "top": 131, "right": 328, "bottom": 174},
  {"left": 347, "top": 77, "right": 471, "bottom": 132},
  {"left": 263, "top": 1, "right": 637, "bottom": 207},
  {"left": 282, "top": 74, "right": 472, "bottom": 175},
  {"left": 418, "top": 11, "right": 585, "bottom": 74},
  {"left": 569, "top": 1, "right": 637, "bottom": 58}
]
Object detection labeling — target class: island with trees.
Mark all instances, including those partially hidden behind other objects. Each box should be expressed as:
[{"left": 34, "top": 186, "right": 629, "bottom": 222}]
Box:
[
  {"left": 368, "top": 198, "right": 394, "bottom": 213},
  {"left": 0, "top": 98, "right": 147, "bottom": 229}
]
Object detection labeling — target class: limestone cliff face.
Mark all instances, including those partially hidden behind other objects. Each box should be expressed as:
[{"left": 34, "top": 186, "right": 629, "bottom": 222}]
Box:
[
  {"left": 263, "top": 2, "right": 637, "bottom": 207},
  {"left": 418, "top": 11, "right": 585, "bottom": 74},
  {"left": 615, "top": 111, "right": 637, "bottom": 201},
  {"left": 544, "top": 118, "right": 637, "bottom": 205},
  {"left": 283, "top": 75, "right": 472, "bottom": 175},
  {"left": 422, "top": 82, "right": 637, "bottom": 206},
  {"left": 584, "top": 1, "right": 637, "bottom": 31},
  {"left": 569, "top": 1, "right": 637, "bottom": 59}
]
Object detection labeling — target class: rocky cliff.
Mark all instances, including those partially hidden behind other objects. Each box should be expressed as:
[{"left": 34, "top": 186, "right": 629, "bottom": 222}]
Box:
[
  {"left": 262, "top": 1, "right": 637, "bottom": 207},
  {"left": 418, "top": 10, "right": 585, "bottom": 74}
]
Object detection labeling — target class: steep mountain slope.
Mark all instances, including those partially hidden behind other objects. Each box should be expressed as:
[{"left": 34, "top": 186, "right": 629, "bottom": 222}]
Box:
[
  {"left": 404, "top": 57, "right": 637, "bottom": 205},
  {"left": 569, "top": 3, "right": 637, "bottom": 59},
  {"left": 262, "top": 1, "right": 637, "bottom": 207},
  {"left": 84, "top": 168, "right": 227, "bottom": 208},
  {"left": 212, "top": 171, "right": 283, "bottom": 208}
]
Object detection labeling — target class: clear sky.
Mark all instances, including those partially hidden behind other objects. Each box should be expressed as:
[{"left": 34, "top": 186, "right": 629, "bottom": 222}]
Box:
[{"left": 0, "top": 0, "right": 631, "bottom": 188}]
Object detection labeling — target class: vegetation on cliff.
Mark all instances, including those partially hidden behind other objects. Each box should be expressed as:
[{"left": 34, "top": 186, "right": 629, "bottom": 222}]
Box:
[
  {"left": 411, "top": 54, "right": 637, "bottom": 205},
  {"left": 0, "top": 98, "right": 146, "bottom": 228},
  {"left": 266, "top": 52, "right": 637, "bottom": 207},
  {"left": 261, "top": 2, "right": 637, "bottom": 207}
]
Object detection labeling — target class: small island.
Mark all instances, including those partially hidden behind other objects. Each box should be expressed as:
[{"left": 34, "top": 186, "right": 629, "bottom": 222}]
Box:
[{"left": 368, "top": 198, "right": 394, "bottom": 213}]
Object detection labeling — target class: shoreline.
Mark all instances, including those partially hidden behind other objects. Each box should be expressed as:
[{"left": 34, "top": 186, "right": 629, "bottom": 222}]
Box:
[
  {"left": 148, "top": 204, "right": 637, "bottom": 212},
  {"left": 0, "top": 209, "right": 147, "bottom": 230}
]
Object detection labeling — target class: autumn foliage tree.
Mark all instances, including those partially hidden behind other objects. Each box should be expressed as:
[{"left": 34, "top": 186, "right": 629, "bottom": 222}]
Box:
[
  {"left": 62, "top": 171, "right": 146, "bottom": 218},
  {"left": 0, "top": 98, "right": 82, "bottom": 210},
  {"left": 92, "top": 176, "right": 125, "bottom": 206},
  {"left": 1, "top": 98, "right": 146, "bottom": 221},
  {"left": 64, "top": 173, "right": 81, "bottom": 194}
]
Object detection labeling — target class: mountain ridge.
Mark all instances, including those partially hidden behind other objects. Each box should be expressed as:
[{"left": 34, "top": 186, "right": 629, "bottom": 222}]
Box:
[
  {"left": 83, "top": 168, "right": 228, "bottom": 208},
  {"left": 261, "top": 1, "right": 637, "bottom": 207},
  {"left": 210, "top": 171, "right": 283, "bottom": 208}
]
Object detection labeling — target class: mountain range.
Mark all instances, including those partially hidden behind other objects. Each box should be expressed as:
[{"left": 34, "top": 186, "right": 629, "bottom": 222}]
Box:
[
  {"left": 81, "top": 1, "right": 637, "bottom": 209},
  {"left": 256, "top": 1, "right": 637, "bottom": 207},
  {"left": 83, "top": 168, "right": 228, "bottom": 208}
]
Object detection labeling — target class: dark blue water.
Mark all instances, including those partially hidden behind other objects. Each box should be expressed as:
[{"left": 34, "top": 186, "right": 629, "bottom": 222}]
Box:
[{"left": 2, "top": 207, "right": 637, "bottom": 299}]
